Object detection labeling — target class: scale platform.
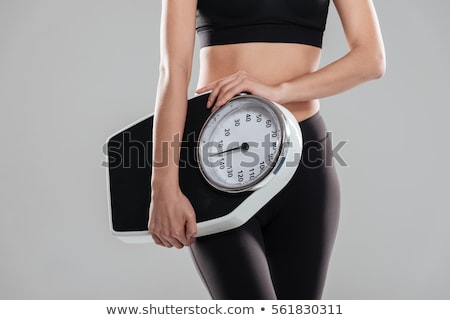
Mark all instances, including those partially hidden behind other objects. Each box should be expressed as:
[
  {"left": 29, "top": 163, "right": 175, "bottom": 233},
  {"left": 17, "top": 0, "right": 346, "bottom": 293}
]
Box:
[{"left": 105, "top": 93, "right": 302, "bottom": 243}]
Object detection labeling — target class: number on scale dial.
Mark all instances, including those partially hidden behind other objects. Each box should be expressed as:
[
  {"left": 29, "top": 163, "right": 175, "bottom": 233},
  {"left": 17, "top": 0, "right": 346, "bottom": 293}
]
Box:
[{"left": 197, "top": 95, "right": 286, "bottom": 193}]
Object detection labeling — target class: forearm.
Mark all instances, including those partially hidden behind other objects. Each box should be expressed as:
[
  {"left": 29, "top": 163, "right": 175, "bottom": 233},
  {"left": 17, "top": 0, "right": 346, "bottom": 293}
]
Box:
[
  {"left": 277, "top": 0, "right": 386, "bottom": 105},
  {"left": 151, "top": 68, "right": 191, "bottom": 190},
  {"left": 278, "top": 46, "right": 386, "bottom": 105}
]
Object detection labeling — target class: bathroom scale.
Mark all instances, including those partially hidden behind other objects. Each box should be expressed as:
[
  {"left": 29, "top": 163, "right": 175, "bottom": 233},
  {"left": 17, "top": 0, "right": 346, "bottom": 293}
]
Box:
[{"left": 106, "top": 93, "right": 303, "bottom": 243}]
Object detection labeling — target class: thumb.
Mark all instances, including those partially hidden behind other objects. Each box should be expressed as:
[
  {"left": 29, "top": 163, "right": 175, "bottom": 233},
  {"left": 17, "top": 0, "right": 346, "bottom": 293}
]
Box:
[{"left": 185, "top": 214, "right": 197, "bottom": 239}]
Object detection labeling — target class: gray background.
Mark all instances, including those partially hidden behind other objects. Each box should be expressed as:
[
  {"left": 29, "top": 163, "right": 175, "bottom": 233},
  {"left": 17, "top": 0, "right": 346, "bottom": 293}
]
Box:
[{"left": 1, "top": 0, "right": 449, "bottom": 299}]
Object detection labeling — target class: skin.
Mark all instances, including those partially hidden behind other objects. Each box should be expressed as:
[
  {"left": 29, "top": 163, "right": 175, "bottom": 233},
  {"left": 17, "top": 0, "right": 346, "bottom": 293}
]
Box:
[{"left": 148, "top": 0, "right": 386, "bottom": 248}]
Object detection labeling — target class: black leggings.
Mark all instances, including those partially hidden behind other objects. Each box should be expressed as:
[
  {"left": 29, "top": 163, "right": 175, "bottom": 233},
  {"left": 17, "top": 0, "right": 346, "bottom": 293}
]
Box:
[{"left": 190, "top": 112, "right": 340, "bottom": 299}]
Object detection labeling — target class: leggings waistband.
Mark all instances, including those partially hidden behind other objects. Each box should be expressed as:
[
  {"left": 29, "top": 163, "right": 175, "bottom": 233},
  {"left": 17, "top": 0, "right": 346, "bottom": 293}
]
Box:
[{"left": 297, "top": 111, "right": 328, "bottom": 142}]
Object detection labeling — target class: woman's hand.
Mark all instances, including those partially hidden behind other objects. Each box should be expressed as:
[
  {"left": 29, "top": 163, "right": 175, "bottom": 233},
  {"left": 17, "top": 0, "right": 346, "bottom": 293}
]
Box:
[
  {"left": 148, "top": 186, "right": 197, "bottom": 249},
  {"left": 196, "top": 70, "right": 283, "bottom": 113}
]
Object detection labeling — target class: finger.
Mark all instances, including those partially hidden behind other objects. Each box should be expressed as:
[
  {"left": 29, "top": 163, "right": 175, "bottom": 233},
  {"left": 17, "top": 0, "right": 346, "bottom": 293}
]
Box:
[
  {"left": 211, "top": 83, "right": 250, "bottom": 114},
  {"left": 149, "top": 225, "right": 173, "bottom": 248},
  {"left": 171, "top": 223, "right": 195, "bottom": 248},
  {"left": 185, "top": 216, "right": 197, "bottom": 240},
  {"left": 163, "top": 235, "right": 184, "bottom": 249},
  {"left": 206, "top": 76, "right": 240, "bottom": 109},
  {"left": 167, "top": 227, "right": 190, "bottom": 248},
  {"left": 148, "top": 221, "right": 165, "bottom": 247},
  {"left": 212, "top": 71, "right": 255, "bottom": 109},
  {"left": 174, "top": 234, "right": 195, "bottom": 247},
  {"left": 196, "top": 84, "right": 214, "bottom": 94},
  {"left": 150, "top": 233, "right": 164, "bottom": 246},
  {"left": 172, "top": 230, "right": 195, "bottom": 247},
  {"left": 197, "top": 83, "right": 221, "bottom": 108},
  {"left": 196, "top": 78, "right": 220, "bottom": 93},
  {"left": 154, "top": 232, "right": 173, "bottom": 248},
  {"left": 213, "top": 78, "right": 247, "bottom": 110}
]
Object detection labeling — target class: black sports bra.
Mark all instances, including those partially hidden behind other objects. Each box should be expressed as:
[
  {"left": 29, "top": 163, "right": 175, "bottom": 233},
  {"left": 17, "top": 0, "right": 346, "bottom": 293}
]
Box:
[{"left": 196, "top": 0, "right": 330, "bottom": 48}]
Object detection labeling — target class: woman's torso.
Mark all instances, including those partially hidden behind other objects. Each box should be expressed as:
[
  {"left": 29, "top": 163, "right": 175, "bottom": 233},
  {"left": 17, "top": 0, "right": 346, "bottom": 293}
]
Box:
[{"left": 197, "top": 42, "right": 322, "bottom": 122}]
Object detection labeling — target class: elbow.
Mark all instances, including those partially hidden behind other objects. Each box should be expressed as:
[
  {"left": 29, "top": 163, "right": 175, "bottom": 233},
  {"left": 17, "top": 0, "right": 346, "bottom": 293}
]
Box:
[
  {"left": 366, "top": 49, "right": 386, "bottom": 80},
  {"left": 370, "top": 53, "right": 386, "bottom": 80},
  {"left": 158, "top": 60, "right": 192, "bottom": 84},
  {"left": 351, "top": 45, "right": 386, "bottom": 81}
]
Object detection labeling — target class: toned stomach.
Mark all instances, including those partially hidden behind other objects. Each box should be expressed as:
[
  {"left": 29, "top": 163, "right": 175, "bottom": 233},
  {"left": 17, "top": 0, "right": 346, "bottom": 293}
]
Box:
[{"left": 196, "top": 42, "right": 322, "bottom": 122}]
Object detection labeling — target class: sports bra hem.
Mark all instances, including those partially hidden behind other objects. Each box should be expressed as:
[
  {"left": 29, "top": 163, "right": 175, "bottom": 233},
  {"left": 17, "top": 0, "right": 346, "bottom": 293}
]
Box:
[{"left": 196, "top": 23, "right": 324, "bottom": 48}]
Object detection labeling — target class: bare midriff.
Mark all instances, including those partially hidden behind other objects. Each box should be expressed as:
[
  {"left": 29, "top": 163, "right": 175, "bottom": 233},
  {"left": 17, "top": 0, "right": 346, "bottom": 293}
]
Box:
[{"left": 197, "top": 42, "right": 322, "bottom": 122}]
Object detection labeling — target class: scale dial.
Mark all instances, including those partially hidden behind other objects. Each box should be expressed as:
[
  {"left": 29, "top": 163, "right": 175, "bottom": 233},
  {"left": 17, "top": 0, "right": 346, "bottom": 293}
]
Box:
[{"left": 197, "top": 94, "right": 288, "bottom": 193}]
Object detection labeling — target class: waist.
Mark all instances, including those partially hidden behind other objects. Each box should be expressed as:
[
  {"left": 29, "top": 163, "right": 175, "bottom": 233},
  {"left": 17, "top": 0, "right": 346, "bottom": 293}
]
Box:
[{"left": 196, "top": 42, "right": 322, "bottom": 122}]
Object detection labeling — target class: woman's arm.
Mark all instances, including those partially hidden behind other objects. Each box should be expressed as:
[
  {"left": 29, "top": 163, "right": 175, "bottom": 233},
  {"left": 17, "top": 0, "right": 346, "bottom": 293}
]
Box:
[
  {"left": 149, "top": 0, "right": 198, "bottom": 248},
  {"left": 277, "top": 0, "right": 386, "bottom": 104},
  {"left": 197, "top": 0, "right": 386, "bottom": 109}
]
